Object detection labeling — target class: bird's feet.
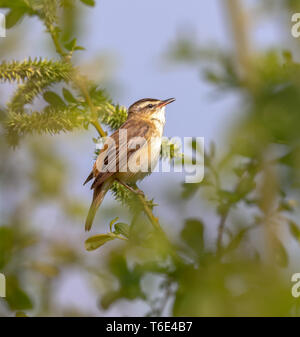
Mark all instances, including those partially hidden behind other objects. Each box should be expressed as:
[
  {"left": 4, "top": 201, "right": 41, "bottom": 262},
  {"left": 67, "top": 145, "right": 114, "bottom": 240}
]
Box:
[
  {"left": 117, "top": 180, "right": 145, "bottom": 197},
  {"left": 135, "top": 189, "right": 145, "bottom": 197}
]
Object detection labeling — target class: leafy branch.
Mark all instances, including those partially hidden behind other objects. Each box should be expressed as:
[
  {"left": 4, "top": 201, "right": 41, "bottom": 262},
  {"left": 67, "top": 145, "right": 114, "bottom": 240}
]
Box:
[{"left": 0, "top": 58, "right": 72, "bottom": 83}]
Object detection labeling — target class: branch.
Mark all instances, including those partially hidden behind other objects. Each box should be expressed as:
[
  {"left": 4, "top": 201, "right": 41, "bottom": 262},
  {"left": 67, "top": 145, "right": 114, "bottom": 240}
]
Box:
[
  {"left": 216, "top": 211, "right": 229, "bottom": 256},
  {"left": 6, "top": 106, "right": 88, "bottom": 139},
  {"left": 73, "top": 76, "right": 107, "bottom": 137},
  {"left": 133, "top": 185, "right": 182, "bottom": 264},
  {"left": 45, "top": 18, "right": 107, "bottom": 138},
  {"left": 134, "top": 187, "right": 163, "bottom": 234},
  {"left": 224, "top": 0, "right": 253, "bottom": 83},
  {"left": 0, "top": 58, "right": 72, "bottom": 83}
]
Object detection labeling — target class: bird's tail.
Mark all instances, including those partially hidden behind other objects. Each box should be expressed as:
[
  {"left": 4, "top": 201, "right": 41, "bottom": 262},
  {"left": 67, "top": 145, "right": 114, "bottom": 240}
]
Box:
[{"left": 85, "top": 179, "right": 113, "bottom": 231}]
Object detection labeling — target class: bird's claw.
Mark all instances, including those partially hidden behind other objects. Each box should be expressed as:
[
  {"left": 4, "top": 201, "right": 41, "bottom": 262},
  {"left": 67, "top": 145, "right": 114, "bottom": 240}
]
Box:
[{"left": 136, "top": 189, "right": 145, "bottom": 197}]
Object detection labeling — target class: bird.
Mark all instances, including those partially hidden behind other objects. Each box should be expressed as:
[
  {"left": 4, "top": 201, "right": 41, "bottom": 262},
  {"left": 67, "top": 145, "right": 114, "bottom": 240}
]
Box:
[{"left": 84, "top": 97, "right": 175, "bottom": 231}]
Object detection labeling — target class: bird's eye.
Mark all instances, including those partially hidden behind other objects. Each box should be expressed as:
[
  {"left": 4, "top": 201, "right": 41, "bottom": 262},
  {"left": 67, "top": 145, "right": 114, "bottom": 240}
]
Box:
[{"left": 147, "top": 104, "right": 154, "bottom": 108}]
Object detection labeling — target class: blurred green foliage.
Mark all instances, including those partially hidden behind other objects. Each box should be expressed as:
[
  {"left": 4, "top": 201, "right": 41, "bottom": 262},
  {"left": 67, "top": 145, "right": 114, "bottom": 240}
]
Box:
[{"left": 0, "top": 0, "right": 300, "bottom": 317}]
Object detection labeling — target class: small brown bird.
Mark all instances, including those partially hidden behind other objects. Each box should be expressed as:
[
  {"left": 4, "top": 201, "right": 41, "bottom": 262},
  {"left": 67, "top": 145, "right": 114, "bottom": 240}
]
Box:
[{"left": 84, "top": 97, "right": 175, "bottom": 231}]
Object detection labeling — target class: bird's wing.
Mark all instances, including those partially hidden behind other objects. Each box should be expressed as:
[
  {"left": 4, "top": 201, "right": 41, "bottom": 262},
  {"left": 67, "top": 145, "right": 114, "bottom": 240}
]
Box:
[{"left": 90, "top": 119, "right": 150, "bottom": 189}]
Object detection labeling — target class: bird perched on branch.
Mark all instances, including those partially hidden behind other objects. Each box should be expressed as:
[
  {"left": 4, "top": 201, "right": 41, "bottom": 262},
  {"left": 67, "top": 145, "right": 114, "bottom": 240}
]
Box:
[{"left": 84, "top": 97, "right": 175, "bottom": 231}]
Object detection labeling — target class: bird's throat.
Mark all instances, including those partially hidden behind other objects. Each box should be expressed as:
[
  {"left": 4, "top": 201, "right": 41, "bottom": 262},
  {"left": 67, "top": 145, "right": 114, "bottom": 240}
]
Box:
[{"left": 150, "top": 107, "right": 166, "bottom": 133}]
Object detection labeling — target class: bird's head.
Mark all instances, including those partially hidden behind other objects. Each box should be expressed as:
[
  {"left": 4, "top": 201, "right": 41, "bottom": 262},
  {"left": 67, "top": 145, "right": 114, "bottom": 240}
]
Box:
[{"left": 127, "top": 98, "right": 175, "bottom": 119}]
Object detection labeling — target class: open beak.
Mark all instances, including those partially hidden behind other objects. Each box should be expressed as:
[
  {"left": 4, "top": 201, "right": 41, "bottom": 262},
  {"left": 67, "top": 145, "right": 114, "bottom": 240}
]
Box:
[{"left": 158, "top": 98, "right": 176, "bottom": 108}]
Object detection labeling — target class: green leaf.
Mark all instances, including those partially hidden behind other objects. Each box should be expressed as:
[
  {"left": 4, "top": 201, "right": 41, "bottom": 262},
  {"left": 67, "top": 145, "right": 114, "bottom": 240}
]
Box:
[
  {"left": 6, "top": 8, "right": 26, "bottom": 29},
  {"left": 236, "top": 177, "right": 256, "bottom": 199},
  {"left": 272, "top": 236, "right": 288, "bottom": 268},
  {"left": 181, "top": 218, "right": 204, "bottom": 255},
  {"left": 85, "top": 233, "right": 116, "bottom": 251},
  {"left": 0, "top": 227, "right": 14, "bottom": 269},
  {"left": 289, "top": 221, "right": 300, "bottom": 242},
  {"left": 74, "top": 45, "right": 85, "bottom": 51},
  {"left": 15, "top": 311, "right": 28, "bottom": 317},
  {"left": 282, "top": 50, "right": 292, "bottom": 63},
  {"left": 62, "top": 88, "right": 77, "bottom": 103},
  {"left": 6, "top": 276, "right": 33, "bottom": 311},
  {"left": 64, "top": 38, "right": 78, "bottom": 51},
  {"left": 65, "top": 40, "right": 86, "bottom": 52},
  {"left": 181, "top": 182, "right": 201, "bottom": 199},
  {"left": 278, "top": 151, "right": 293, "bottom": 167},
  {"left": 43, "top": 91, "right": 66, "bottom": 107},
  {"left": 114, "top": 223, "right": 130, "bottom": 238},
  {"left": 225, "top": 227, "right": 250, "bottom": 253},
  {"left": 218, "top": 189, "right": 240, "bottom": 204},
  {"left": 80, "top": 0, "right": 95, "bottom": 7},
  {"left": 100, "top": 253, "right": 145, "bottom": 309}
]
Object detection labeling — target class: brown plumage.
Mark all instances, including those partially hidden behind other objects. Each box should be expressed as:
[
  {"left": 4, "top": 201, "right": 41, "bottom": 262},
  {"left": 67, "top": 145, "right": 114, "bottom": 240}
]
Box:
[{"left": 84, "top": 98, "right": 175, "bottom": 231}]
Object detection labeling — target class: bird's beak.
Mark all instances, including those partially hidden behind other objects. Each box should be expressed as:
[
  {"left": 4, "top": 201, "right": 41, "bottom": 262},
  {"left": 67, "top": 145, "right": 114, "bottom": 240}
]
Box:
[{"left": 158, "top": 98, "right": 176, "bottom": 108}]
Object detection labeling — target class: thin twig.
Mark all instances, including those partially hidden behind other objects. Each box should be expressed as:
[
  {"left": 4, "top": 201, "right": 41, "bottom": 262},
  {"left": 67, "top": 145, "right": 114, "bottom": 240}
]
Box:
[
  {"left": 217, "top": 211, "right": 229, "bottom": 256},
  {"left": 215, "top": 169, "right": 250, "bottom": 256},
  {"left": 133, "top": 184, "right": 164, "bottom": 234},
  {"left": 116, "top": 180, "right": 164, "bottom": 234},
  {"left": 74, "top": 77, "right": 107, "bottom": 137},
  {"left": 117, "top": 182, "right": 182, "bottom": 264},
  {"left": 113, "top": 234, "right": 128, "bottom": 241},
  {"left": 157, "top": 279, "right": 174, "bottom": 316},
  {"left": 150, "top": 278, "right": 174, "bottom": 316},
  {"left": 47, "top": 24, "right": 68, "bottom": 59},
  {"left": 46, "top": 22, "right": 107, "bottom": 138},
  {"left": 136, "top": 190, "right": 183, "bottom": 264}
]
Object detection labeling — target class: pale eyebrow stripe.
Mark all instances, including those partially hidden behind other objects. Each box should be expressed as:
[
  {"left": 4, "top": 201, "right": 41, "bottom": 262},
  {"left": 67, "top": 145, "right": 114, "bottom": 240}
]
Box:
[{"left": 140, "top": 101, "right": 159, "bottom": 108}]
